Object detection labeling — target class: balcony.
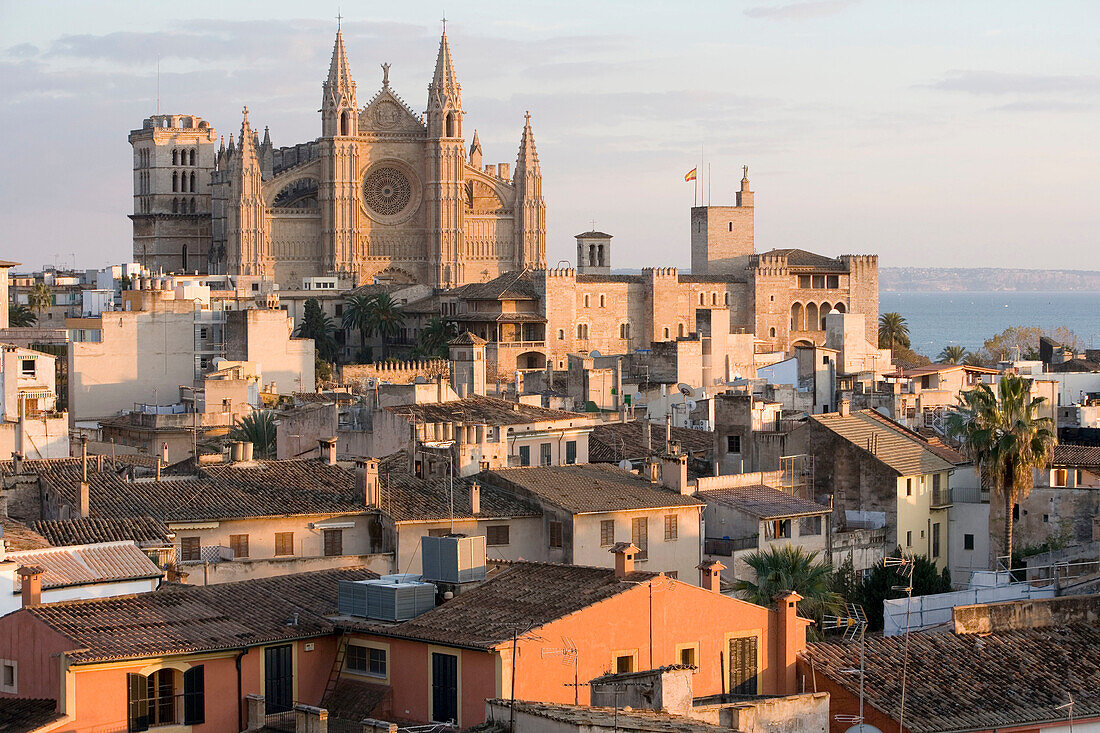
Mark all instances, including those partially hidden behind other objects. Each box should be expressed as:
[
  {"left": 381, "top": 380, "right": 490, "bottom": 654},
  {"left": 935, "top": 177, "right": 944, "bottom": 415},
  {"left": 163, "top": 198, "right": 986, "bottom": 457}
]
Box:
[
  {"left": 951, "top": 486, "right": 989, "bottom": 504},
  {"left": 704, "top": 535, "right": 759, "bottom": 556},
  {"left": 930, "top": 486, "right": 952, "bottom": 509},
  {"left": 175, "top": 544, "right": 234, "bottom": 564}
]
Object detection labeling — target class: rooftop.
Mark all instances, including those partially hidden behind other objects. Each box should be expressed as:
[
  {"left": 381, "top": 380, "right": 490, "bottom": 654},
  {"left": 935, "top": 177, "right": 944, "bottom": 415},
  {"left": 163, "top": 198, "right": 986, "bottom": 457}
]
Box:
[
  {"left": 457, "top": 270, "right": 538, "bottom": 301},
  {"left": 384, "top": 395, "right": 588, "bottom": 427},
  {"left": 697, "top": 484, "right": 829, "bottom": 519},
  {"left": 0, "top": 516, "right": 51, "bottom": 551},
  {"left": 27, "top": 566, "right": 378, "bottom": 664},
  {"left": 900, "top": 363, "right": 1000, "bottom": 377},
  {"left": 589, "top": 420, "right": 712, "bottom": 464},
  {"left": 31, "top": 516, "right": 171, "bottom": 547},
  {"left": 759, "top": 248, "right": 846, "bottom": 272},
  {"left": 490, "top": 700, "right": 726, "bottom": 733},
  {"left": 482, "top": 463, "right": 704, "bottom": 514},
  {"left": 0, "top": 698, "right": 62, "bottom": 733},
  {"left": 810, "top": 409, "right": 956, "bottom": 476},
  {"left": 7, "top": 541, "right": 163, "bottom": 591},
  {"left": 1052, "top": 443, "right": 1100, "bottom": 469},
  {"left": 341, "top": 561, "right": 656, "bottom": 650}
]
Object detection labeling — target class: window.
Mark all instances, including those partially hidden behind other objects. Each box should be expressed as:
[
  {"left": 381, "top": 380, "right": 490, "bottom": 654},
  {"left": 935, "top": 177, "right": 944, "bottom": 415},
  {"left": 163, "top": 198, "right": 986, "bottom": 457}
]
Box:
[
  {"left": 615, "top": 654, "right": 635, "bottom": 674},
  {"left": 799, "top": 516, "right": 822, "bottom": 536},
  {"left": 599, "top": 294, "right": 606, "bottom": 307},
  {"left": 664, "top": 514, "right": 678, "bottom": 541},
  {"left": 932, "top": 522, "right": 941, "bottom": 558},
  {"left": 347, "top": 645, "right": 387, "bottom": 678},
  {"left": 486, "top": 525, "right": 510, "bottom": 546},
  {"left": 600, "top": 520, "right": 615, "bottom": 547},
  {"left": 323, "top": 529, "right": 343, "bottom": 557},
  {"left": 933, "top": 473, "right": 941, "bottom": 491},
  {"left": 275, "top": 532, "right": 294, "bottom": 556},
  {"left": 189, "top": 149, "right": 196, "bottom": 166},
  {"left": 549, "top": 521, "right": 563, "bottom": 549},
  {"left": 584, "top": 294, "right": 590, "bottom": 308},
  {"left": 557, "top": 329, "right": 564, "bottom": 340},
  {"left": 766, "top": 519, "right": 791, "bottom": 539},
  {"left": 0, "top": 660, "right": 15, "bottom": 694},
  {"left": 181, "top": 536, "right": 200, "bottom": 562},
  {"left": 906, "top": 478, "right": 913, "bottom": 496},
  {"left": 724, "top": 292, "right": 730, "bottom": 305},
  {"left": 769, "top": 327, "right": 776, "bottom": 338},
  {"left": 905, "top": 530, "right": 912, "bottom": 547},
  {"left": 964, "top": 534, "right": 975, "bottom": 551},
  {"left": 799, "top": 275, "right": 811, "bottom": 289},
  {"left": 726, "top": 435, "right": 741, "bottom": 453},
  {"left": 126, "top": 666, "right": 205, "bottom": 730},
  {"left": 1043, "top": 514, "right": 1049, "bottom": 523},
  {"left": 679, "top": 646, "right": 697, "bottom": 667},
  {"left": 1053, "top": 469, "right": 1067, "bottom": 487},
  {"left": 827, "top": 275, "right": 839, "bottom": 289},
  {"left": 632, "top": 517, "right": 648, "bottom": 559},
  {"left": 229, "top": 534, "right": 249, "bottom": 558},
  {"left": 539, "top": 442, "right": 552, "bottom": 466},
  {"left": 518, "top": 445, "right": 531, "bottom": 466},
  {"left": 728, "top": 635, "right": 759, "bottom": 694},
  {"left": 678, "top": 323, "right": 685, "bottom": 338},
  {"left": 19, "top": 359, "right": 35, "bottom": 377},
  {"left": 172, "top": 149, "right": 178, "bottom": 165},
  {"left": 565, "top": 441, "right": 577, "bottom": 464}
]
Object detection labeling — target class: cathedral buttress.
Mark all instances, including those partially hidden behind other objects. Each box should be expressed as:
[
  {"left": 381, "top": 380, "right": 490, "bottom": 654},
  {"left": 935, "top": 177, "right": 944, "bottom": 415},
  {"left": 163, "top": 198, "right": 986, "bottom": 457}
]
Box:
[
  {"left": 320, "top": 28, "right": 361, "bottom": 277},
  {"left": 514, "top": 112, "right": 546, "bottom": 271},
  {"left": 426, "top": 28, "right": 466, "bottom": 288}
]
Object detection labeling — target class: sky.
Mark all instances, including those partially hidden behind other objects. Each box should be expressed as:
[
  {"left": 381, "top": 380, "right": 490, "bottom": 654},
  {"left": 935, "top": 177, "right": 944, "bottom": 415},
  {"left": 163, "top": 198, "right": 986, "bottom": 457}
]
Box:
[{"left": 1, "top": 0, "right": 1098, "bottom": 272}]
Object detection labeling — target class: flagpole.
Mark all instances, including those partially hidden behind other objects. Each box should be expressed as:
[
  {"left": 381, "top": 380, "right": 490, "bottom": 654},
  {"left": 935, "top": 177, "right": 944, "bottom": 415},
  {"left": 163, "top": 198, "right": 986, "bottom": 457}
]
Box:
[
  {"left": 708, "top": 163, "right": 712, "bottom": 205},
  {"left": 693, "top": 167, "right": 698, "bottom": 207}
]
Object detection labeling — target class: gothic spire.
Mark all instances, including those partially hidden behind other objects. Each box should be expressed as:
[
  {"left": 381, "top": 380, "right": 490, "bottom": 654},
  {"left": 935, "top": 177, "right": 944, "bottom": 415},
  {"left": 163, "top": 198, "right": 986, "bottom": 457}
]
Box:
[
  {"left": 515, "top": 111, "right": 540, "bottom": 174},
  {"left": 237, "top": 106, "right": 257, "bottom": 160},
  {"left": 323, "top": 28, "right": 357, "bottom": 109},
  {"left": 428, "top": 27, "right": 460, "bottom": 109},
  {"left": 469, "top": 129, "right": 482, "bottom": 168}
]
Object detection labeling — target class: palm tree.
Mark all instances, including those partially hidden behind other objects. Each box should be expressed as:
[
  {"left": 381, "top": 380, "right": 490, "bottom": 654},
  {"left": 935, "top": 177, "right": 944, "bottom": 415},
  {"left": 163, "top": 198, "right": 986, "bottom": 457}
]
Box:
[
  {"left": 938, "top": 345, "right": 968, "bottom": 364},
  {"left": 963, "top": 351, "right": 988, "bottom": 367},
  {"left": 366, "top": 293, "right": 405, "bottom": 360},
  {"left": 228, "top": 410, "right": 277, "bottom": 458},
  {"left": 294, "top": 298, "right": 337, "bottom": 363},
  {"left": 419, "top": 317, "right": 459, "bottom": 359},
  {"left": 878, "top": 312, "right": 910, "bottom": 350},
  {"left": 341, "top": 294, "right": 375, "bottom": 360},
  {"left": 27, "top": 282, "right": 52, "bottom": 319},
  {"left": 734, "top": 545, "right": 842, "bottom": 630},
  {"left": 946, "top": 374, "right": 1056, "bottom": 567},
  {"left": 7, "top": 304, "right": 37, "bottom": 327}
]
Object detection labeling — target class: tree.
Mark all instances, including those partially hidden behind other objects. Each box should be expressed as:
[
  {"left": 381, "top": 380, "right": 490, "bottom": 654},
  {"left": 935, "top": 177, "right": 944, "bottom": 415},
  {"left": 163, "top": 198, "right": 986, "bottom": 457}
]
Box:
[
  {"left": 228, "top": 410, "right": 277, "bottom": 458},
  {"left": 938, "top": 345, "right": 968, "bottom": 364},
  {"left": 878, "top": 312, "right": 910, "bottom": 350},
  {"left": 341, "top": 294, "right": 375, "bottom": 361},
  {"left": 734, "top": 546, "right": 842, "bottom": 633},
  {"left": 946, "top": 374, "right": 1057, "bottom": 566},
  {"left": 981, "top": 326, "right": 1042, "bottom": 363},
  {"left": 857, "top": 550, "right": 952, "bottom": 630},
  {"left": 963, "top": 350, "right": 988, "bottom": 367},
  {"left": 419, "top": 317, "right": 459, "bottom": 359},
  {"left": 7, "top": 304, "right": 37, "bottom": 327},
  {"left": 294, "top": 298, "right": 337, "bottom": 363},
  {"left": 27, "top": 282, "right": 52, "bottom": 318},
  {"left": 365, "top": 293, "right": 405, "bottom": 360}
]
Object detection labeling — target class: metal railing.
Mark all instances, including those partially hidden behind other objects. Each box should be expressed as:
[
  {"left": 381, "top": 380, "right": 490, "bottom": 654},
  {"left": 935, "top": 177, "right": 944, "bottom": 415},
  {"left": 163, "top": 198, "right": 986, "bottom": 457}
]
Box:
[
  {"left": 704, "top": 535, "right": 759, "bottom": 556},
  {"left": 263, "top": 709, "right": 296, "bottom": 733},
  {"left": 931, "top": 486, "right": 952, "bottom": 508},
  {"left": 951, "top": 486, "right": 989, "bottom": 504},
  {"left": 174, "top": 544, "right": 234, "bottom": 564}
]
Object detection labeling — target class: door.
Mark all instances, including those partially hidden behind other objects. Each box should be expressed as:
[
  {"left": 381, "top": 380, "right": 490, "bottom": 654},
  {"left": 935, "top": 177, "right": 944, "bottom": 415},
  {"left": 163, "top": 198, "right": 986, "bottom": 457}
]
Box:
[
  {"left": 265, "top": 644, "right": 293, "bottom": 713},
  {"left": 431, "top": 652, "right": 458, "bottom": 724},
  {"left": 729, "top": 635, "right": 758, "bottom": 695}
]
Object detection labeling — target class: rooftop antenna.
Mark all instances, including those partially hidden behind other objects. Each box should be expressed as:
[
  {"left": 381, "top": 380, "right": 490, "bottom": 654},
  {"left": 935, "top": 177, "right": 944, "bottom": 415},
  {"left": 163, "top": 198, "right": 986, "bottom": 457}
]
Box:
[
  {"left": 884, "top": 554, "right": 917, "bottom": 733},
  {"left": 541, "top": 636, "right": 580, "bottom": 704},
  {"left": 155, "top": 54, "right": 160, "bottom": 115},
  {"left": 823, "top": 603, "right": 875, "bottom": 733},
  {"left": 1056, "top": 693, "right": 1075, "bottom": 733}
]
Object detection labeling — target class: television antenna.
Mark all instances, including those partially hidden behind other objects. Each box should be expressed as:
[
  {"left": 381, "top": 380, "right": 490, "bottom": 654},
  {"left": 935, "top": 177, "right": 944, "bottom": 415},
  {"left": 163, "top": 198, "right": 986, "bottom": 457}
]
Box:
[
  {"left": 824, "top": 603, "right": 876, "bottom": 733},
  {"left": 541, "top": 636, "right": 580, "bottom": 704},
  {"left": 884, "top": 554, "right": 917, "bottom": 733}
]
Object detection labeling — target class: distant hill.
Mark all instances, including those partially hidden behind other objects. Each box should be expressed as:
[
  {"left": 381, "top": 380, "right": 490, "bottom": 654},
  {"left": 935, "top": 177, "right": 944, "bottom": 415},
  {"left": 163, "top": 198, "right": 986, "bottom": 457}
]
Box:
[{"left": 881, "top": 267, "right": 1100, "bottom": 292}]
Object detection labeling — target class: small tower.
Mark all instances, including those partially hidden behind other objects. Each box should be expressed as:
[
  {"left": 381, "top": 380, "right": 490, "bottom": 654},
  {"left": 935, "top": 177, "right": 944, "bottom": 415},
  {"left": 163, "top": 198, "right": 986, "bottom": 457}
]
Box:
[
  {"left": 469, "top": 129, "right": 483, "bottom": 170},
  {"left": 575, "top": 230, "right": 612, "bottom": 275},
  {"left": 513, "top": 112, "right": 546, "bottom": 271},
  {"left": 225, "top": 107, "right": 270, "bottom": 278},
  {"left": 321, "top": 28, "right": 358, "bottom": 138},
  {"left": 690, "top": 164, "right": 755, "bottom": 278},
  {"left": 319, "top": 27, "right": 362, "bottom": 276},
  {"left": 449, "top": 331, "right": 487, "bottom": 398}
]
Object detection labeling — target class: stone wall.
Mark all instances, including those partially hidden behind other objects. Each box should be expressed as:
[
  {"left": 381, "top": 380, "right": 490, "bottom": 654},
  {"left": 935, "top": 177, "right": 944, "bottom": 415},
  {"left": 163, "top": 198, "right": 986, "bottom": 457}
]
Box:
[
  {"left": 340, "top": 360, "right": 448, "bottom": 388},
  {"left": 953, "top": 594, "right": 1100, "bottom": 635}
]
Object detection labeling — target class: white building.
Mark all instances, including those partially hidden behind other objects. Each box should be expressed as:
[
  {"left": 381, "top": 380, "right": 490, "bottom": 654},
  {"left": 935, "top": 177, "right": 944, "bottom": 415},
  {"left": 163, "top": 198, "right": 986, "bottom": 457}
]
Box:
[{"left": 0, "top": 344, "right": 68, "bottom": 459}]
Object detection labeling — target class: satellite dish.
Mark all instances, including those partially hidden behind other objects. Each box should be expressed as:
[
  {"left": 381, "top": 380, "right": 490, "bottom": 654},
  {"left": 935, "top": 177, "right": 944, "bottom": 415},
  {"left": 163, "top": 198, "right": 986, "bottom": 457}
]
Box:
[
  {"left": 618, "top": 459, "right": 632, "bottom": 470},
  {"left": 844, "top": 725, "right": 882, "bottom": 733},
  {"left": 589, "top": 350, "right": 602, "bottom": 357},
  {"left": 678, "top": 383, "right": 693, "bottom": 397},
  {"left": 686, "top": 399, "right": 697, "bottom": 411}
]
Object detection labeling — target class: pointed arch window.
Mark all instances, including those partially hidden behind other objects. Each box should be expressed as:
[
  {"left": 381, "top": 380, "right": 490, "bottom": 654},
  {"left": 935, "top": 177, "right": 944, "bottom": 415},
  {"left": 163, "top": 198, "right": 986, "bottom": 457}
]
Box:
[
  {"left": 172, "top": 198, "right": 178, "bottom": 214},
  {"left": 172, "top": 172, "right": 178, "bottom": 192},
  {"left": 663, "top": 327, "right": 670, "bottom": 340},
  {"left": 189, "top": 149, "right": 196, "bottom": 166},
  {"left": 445, "top": 113, "right": 456, "bottom": 138},
  {"left": 172, "top": 149, "right": 178, "bottom": 166},
  {"left": 678, "top": 323, "right": 685, "bottom": 338},
  {"left": 189, "top": 172, "right": 195, "bottom": 192},
  {"left": 724, "top": 292, "right": 730, "bottom": 306},
  {"left": 340, "top": 111, "right": 349, "bottom": 136},
  {"left": 190, "top": 197, "right": 196, "bottom": 213},
  {"left": 699, "top": 293, "right": 705, "bottom": 305}
]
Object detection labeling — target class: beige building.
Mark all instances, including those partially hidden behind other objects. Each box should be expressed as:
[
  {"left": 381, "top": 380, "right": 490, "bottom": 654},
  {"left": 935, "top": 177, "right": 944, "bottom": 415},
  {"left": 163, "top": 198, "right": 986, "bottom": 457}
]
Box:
[{"left": 0, "top": 344, "right": 68, "bottom": 460}]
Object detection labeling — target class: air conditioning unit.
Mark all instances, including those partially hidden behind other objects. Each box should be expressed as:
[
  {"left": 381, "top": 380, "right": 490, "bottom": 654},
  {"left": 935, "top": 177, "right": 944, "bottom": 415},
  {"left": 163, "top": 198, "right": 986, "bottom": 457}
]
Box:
[
  {"left": 338, "top": 575, "right": 437, "bottom": 621},
  {"left": 421, "top": 534, "right": 487, "bottom": 584}
]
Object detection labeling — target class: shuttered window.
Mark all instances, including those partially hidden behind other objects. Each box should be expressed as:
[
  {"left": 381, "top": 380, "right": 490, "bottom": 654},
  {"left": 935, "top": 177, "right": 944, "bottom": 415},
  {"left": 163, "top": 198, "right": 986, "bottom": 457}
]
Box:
[
  {"left": 180, "top": 536, "right": 200, "bottom": 562},
  {"left": 323, "top": 529, "right": 343, "bottom": 557},
  {"left": 549, "top": 521, "right": 563, "bottom": 549},
  {"left": 600, "top": 520, "right": 615, "bottom": 547},
  {"left": 632, "top": 518, "right": 648, "bottom": 559},
  {"left": 664, "top": 514, "right": 678, "bottom": 541},
  {"left": 486, "top": 525, "right": 510, "bottom": 546},
  {"left": 229, "top": 534, "right": 249, "bottom": 559},
  {"left": 275, "top": 532, "right": 294, "bottom": 556},
  {"left": 729, "top": 635, "right": 759, "bottom": 694}
]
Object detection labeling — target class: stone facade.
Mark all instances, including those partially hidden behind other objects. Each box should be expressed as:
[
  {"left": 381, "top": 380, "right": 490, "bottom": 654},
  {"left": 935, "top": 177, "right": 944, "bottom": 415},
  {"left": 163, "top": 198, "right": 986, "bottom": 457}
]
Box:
[{"left": 132, "top": 30, "right": 546, "bottom": 288}]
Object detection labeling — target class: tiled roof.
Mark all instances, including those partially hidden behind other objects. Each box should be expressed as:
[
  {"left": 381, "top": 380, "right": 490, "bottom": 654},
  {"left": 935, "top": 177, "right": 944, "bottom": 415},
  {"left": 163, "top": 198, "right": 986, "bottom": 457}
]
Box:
[
  {"left": 8, "top": 541, "right": 162, "bottom": 591},
  {"left": 450, "top": 331, "right": 486, "bottom": 345},
  {"left": 0, "top": 455, "right": 161, "bottom": 477},
  {"left": 322, "top": 678, "right": 390, "bottom": 725},
  {"left": 342, "top": 562, "right": 655, "bottom": 649},
  {"left": 900, "top": 363, "right": 999, "bottom": 377},
  {"left": 457, "top": 270, "right": 538, "bottom": 301},
  {"left": 494, "top": 700, "right": 726, "bottom": 733},
  {"left": 1052, "top": 358, "right": 1100, "bottom": 373},
  {"left": 0, "top": 698, "right": 62, "bottom": 733},
  {"left": 0, "top": 516, "right": 51, "bottom": 551},
  {"left": 698, "top": 485, "right": 829, "bottom": 519},
  {"left": 482, "top": 463, "right": 704, "bottom": 514},
  {"left": 803, "top": 623, "right": 1100, "bottom": 733},
  {"left": 32, "top": 517, "right": 171, "bottom": 547},
  {"left": 575, "top": 230, "right": 612, "bottom": 238},
  {"left": 589, "top": 420, "right": 712, "bottom": 463},
  {"left": 811, "top": 409, "right": 955, "bottom": 476},
  {"left": 384, "top": 396, "right": 588, "bottom": 426},
  {"left": 27, "top": 566, "right": 378, "bottom": 664},
  {"left": 1052, "top": 444, "right": 1100, "bottom": 468},
  {"left": 455, "top": 312, "right": 546, "bottom": 323},
  {"left": 859, "top": 410, "right": 970, "bottom": 466},
  {"left": 760, "top": 248, "right": 846, "bottom": 271}
]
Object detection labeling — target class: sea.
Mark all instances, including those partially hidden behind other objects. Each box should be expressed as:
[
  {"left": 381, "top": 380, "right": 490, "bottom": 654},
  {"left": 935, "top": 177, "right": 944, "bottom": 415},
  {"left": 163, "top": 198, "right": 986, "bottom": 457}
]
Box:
[{"left": 879, "top": 291, "right": 1100, "bottom": 357}]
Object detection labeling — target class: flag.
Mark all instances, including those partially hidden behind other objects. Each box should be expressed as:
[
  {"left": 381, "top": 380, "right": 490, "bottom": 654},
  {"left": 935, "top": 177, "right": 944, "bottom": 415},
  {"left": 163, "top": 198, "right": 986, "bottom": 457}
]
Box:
[{"left": 684, "top": 168, "right": 698, "bottom": 182}]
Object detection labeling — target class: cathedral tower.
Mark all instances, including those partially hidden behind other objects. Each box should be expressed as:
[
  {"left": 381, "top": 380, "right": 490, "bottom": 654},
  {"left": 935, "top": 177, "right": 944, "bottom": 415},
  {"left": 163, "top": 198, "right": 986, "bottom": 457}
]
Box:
[
  {"left": 514, "top": 113, "right": 546, "bottom": 270},
  {"left": 225, "top": 108, "right": 270, "bottom": 276},
  {"left": 426, "top": 27, "right": 466, "bottom": 287},
  {"left": 319, "top": 28, "right": 362, "bottom": 276}
]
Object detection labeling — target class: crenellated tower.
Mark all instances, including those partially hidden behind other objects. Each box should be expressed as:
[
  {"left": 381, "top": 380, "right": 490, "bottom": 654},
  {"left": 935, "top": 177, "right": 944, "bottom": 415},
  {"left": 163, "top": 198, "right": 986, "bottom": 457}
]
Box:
[
  {"left": 426, "top": 27, "right": 466, "bottom": 287},
  {"left": 225, "top": 108, "right": 270, "bottom": 277},
  {"left": 319, "top": 28, "right": 361, "bottom": 276},
  {"left": 513, "top": 112, "right": 546, "bottom": 270}
]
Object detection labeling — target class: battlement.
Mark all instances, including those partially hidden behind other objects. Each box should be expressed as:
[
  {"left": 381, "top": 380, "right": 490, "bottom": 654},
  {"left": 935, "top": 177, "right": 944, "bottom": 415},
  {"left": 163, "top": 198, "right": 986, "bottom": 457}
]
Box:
[
  {"left": 644, "top": 267, "right": 679, "bottom": 278},
  {"left": 753, "top": 253, "right": 789, "bottom": 277},
  {"left": 139, "top": 115, "right": 213, "bottom": 133},
  {"left": 340, "top": 360, "right": 449, "bottom": 386},
  {"left": 544, "top": 267, "right": 577, "bottom": 278},
  {"left": 840, "top": 254, "right": 879, "bottom": 268}
]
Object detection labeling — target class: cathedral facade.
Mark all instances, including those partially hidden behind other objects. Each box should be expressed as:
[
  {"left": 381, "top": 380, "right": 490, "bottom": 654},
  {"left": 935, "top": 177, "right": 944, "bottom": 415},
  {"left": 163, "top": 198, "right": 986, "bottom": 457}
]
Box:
[{"left": 130, "top": 29, "right": 546, "bottom": 288}]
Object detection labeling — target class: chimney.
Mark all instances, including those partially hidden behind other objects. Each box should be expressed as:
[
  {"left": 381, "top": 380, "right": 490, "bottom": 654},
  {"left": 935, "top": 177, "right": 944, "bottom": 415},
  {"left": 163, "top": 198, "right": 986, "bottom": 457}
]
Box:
[
  {"left": 17, "top": 565, "right": 44, "bottom": 608},
  {"left": 79, "top": 434, "right": 88, "bottom": 482},
  {"left": 319, "top": 437, "right": 337, "bottom": 466},
  {"left": 774, "top": 591, "right": 803, "bottom": 695},
  {"left": 470, "top": 481, "right": 481, "bottom": 515},
  {"left": 838, "top": 398, "right": 851, "bottom": 417},
  {"left": 78, "top": 479, "right": 90, "bottom": 519},
  {"left": 155, "top": 458, "right": 162, "bottom": 482},
  {"left": 161, "top": 441, "right": 169, "bottom": 463},
  {"left": 660, "top": 452, "right": 689, "bottom": 494},
  {"left": 241, "top": 441, "right": 254, "bottom": 462},
  {"left": 697, "top": 559, "right": 726, "bottom": 592},
  {"left": 356, "top": 458, "right": 380, "bottom": 507},
  {"left": 609, "top": 542, "right": 639, "bottom": 578},
  {"left": 230, "top": 441, "right": 244, "bottom": 463},
  {"left": 11, "top": 452, "right": 23, "bottom": 475}
]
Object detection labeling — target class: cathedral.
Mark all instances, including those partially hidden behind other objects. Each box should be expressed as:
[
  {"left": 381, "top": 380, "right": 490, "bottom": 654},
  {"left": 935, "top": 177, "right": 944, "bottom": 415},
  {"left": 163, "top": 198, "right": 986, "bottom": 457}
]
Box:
[{"left": 129, "top": 28, "right": 547, "bottom": 288}]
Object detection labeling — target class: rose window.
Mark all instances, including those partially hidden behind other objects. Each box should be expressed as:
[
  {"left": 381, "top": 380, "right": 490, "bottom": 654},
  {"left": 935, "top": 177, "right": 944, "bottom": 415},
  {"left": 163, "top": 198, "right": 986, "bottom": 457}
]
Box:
[{"left": 363, "top": 167, "right": 412, "bottom": 216}]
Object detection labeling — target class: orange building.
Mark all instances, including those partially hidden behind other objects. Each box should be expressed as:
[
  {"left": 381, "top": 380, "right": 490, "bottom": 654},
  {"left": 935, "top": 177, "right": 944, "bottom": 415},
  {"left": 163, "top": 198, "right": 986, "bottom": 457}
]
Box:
[{"left": 336, "top": 548, "right": 810, "bottom": 727}]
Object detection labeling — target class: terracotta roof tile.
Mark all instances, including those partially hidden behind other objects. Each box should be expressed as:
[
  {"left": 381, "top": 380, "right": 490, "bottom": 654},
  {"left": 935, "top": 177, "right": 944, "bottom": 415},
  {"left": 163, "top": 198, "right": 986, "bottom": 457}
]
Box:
[
  {"left": 0, "top": 698, "right": 62, "bottom": 733},
  {"left": 589, "top": 420, "right": 712, "bottom": 464},
  {"left": 384, "top": 396, "right": 589, "bottom": 426},
  {"left": 0, "top": 516, "right": 51, "bottom": 551},
  {"left": 27, "top": 566, "right": 378, "bottom": 664},
  {"left": 495, "top": 700, "right": 727, "bottom": 733},
  {"left": 1052, "top": 444, "right": 1100, "bottom": 468},
  {"left": 32, "top": 517, "right": 171, "bottom": 547},
  {"left": 482, "top": 463, "right": 704, "bottom": 514},
  {"left": 698, "top": 485, "right": 829, "bottom": 519},
  {"left": 811, "top": 409, "right": 955, "bottom": 476},
  {"left": 8, "top": 541, "right": 162, "bottom": 591}
]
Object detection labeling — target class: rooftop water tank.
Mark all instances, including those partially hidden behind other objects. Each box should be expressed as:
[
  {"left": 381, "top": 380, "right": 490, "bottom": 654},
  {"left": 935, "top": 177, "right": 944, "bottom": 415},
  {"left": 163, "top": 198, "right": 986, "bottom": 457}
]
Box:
[{"left": 421, "top": 534, "right": 487, "bottom": 584}]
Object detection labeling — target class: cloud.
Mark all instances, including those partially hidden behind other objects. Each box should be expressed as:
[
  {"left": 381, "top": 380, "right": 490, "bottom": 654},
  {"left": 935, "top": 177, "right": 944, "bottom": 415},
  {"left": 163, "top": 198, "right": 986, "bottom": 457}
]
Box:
[
  {"left": 744, "top": 0, "right": 861, "bottom": 21},
  {"left": 989, "top": 100, "right": 1096, "bottom": 113},
  {"left": 928, "top": 70, "right": 1100, "bottom": 96}
]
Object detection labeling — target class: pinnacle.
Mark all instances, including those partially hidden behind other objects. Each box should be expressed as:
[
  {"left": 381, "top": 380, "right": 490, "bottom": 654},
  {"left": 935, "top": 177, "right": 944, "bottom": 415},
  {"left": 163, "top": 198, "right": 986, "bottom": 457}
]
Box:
[
  {"left": 429, "top": 29, "right": 460, "bottom": 102},
  {"left": 471, "top": 129, "right": 481, "bottom": 150},
  {"left": 324, "top": 29, "right": 357, "bottom": 108},
  {"left": 516, "top": 112, "right": 539, "bottom": 169}
]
